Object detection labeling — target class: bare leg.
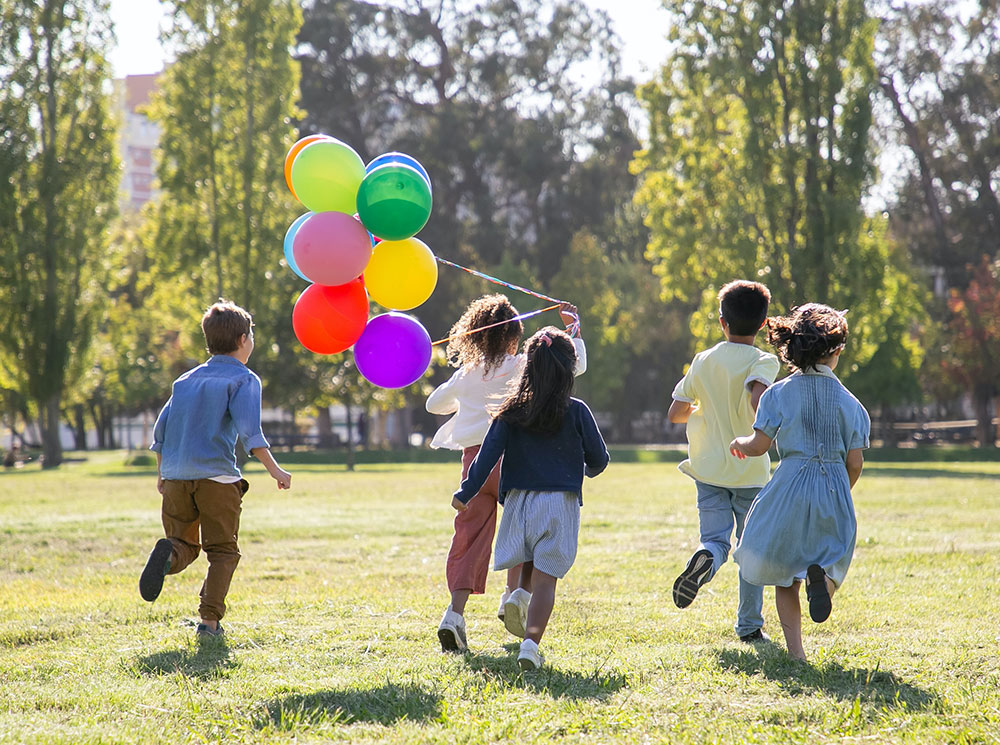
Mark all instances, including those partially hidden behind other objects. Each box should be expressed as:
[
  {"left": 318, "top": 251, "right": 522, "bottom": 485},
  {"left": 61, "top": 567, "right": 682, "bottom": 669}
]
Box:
[
  {"left": 507, "top": 566, "right": 524, "bottom": 593},
  {"left": 518, "top": 562, "right": 534, "bottom": 592},
  {"left": 775, "top": 581, "right": 806, "bottom": 661},
  {"left": 450, "top": 589, "right": 472, "bottom": 615},
  {"left": 524, "top": 569, "right": 557, "bottom": 644}
]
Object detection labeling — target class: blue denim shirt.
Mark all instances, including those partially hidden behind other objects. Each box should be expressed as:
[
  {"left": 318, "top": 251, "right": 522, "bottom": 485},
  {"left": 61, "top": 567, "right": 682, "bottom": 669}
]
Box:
[{"left": 150, "top": 355, "right": 270, "bottom": 480}]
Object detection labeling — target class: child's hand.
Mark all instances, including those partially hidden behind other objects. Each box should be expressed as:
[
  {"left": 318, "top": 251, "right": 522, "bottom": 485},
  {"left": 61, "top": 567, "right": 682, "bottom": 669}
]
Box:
[
  {"left": 156, "top": 475, "right": 165, "bottom": 494},
  {"left": 729, "top": 438, "right": 748, "bottom": 460},
  {"left": 558, "top": 302, "right": 580, "bottom": 333},
  {"left": 271, "top": 467, "right": 292, "bottom": 489},
  {"left": 452, "top": 496, "right": 468, "bottom": 512}
]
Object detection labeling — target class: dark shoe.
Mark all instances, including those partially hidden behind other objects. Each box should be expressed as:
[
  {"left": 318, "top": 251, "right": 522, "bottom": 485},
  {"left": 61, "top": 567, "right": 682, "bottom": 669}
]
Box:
[
  {"left": 806, "top": 564, "right": 832, "bottom": 623},
  {"left": 196, "top": 622, "right": 225, "bottom": 637},
  {"left": 739, "top": 629, "right": 770, "bottom": 643},
  {"left": 139, "top": 538, "right": 173, "bottom": 602},
  {"left": 672, "top": 549, "right": 714, "bottom": 608}
]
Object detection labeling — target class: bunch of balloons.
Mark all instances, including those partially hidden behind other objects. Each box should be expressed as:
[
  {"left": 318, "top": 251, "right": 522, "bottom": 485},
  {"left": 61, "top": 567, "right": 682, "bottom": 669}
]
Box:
[{"left": 282, "top": 135, "right": 437, "bottom": 389}]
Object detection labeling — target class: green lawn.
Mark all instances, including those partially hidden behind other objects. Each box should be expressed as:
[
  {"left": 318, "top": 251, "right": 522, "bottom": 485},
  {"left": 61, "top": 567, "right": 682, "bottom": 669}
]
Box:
[{"left": 1, "top": 452, "right": 998, "bottom": 744}]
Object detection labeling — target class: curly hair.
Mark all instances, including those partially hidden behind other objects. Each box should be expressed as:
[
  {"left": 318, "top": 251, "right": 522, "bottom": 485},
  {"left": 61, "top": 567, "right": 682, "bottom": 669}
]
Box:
[
  {"left": 445, "top": 294, "right": 523, "bottom": 375},
  {"left": 767, "top": 303, "right": 849, "bottom": 372},
  {"left": 494, "top": 326, "right": 576, "bottom": 434}
]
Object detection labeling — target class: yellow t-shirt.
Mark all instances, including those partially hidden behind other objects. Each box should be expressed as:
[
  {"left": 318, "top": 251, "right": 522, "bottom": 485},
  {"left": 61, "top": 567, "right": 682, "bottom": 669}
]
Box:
[{"left": 672, "top": 341, "right": 780, "bottom": 488}]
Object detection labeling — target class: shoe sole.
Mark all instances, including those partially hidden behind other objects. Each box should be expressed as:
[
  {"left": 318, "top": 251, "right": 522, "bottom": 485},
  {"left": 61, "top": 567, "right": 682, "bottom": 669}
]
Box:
[
  {"left": 437, "top": 627, "right": 466, "bottom": 653},
  {"left": 806, "top": 564, "right": 832, "bottom": 623},
  {"left": 672, "top": 550, "right": 714, "bottom": 608},
  {"left": 517, "top": 655, "right": 540, "bottom": 671},
  {"left": 502, "top": 599, "right": 526, "bottom": 638},
  {"left": 139, "top": 538, "right": 173, "bottom": 602}
]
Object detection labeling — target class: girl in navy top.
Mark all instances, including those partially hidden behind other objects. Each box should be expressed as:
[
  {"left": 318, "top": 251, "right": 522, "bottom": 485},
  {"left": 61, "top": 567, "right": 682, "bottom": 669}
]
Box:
[{"left": 453, "top": 327, "right": 609, "bottom": 670}]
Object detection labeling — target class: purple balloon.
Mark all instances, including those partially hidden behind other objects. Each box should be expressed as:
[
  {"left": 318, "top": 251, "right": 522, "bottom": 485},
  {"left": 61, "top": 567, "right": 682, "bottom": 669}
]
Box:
[{"left": 353, "top": 313, "right": 432, "bottom": 389}]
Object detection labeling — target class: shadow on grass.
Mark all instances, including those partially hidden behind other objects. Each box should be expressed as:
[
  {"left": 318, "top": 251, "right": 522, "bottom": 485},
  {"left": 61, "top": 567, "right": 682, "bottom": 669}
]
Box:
[
  {"left": 461, "top": 646, "right": 627, "bottom": 700},
  {"left": 251, "top": 684, "right": 441, "bottom": 729},
  {"left": 716, "top": 647, "right": 939, "bottom": 710},
  {"left": 862, "top": 466, "right": 999, "bottom": 481},
  {"left": 135, "top": 637, "right": 236, "bottom": 680}
]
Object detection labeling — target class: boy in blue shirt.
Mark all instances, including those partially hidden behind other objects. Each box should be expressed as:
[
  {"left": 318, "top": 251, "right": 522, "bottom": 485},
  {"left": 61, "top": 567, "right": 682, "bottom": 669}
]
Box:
[{"left": 140, "top": 301, "right": 291, "bottom": 637}]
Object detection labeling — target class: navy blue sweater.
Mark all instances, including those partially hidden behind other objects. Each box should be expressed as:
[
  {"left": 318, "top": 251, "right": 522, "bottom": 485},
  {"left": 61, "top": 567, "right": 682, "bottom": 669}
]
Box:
[{"left": 454, "top": 398, "right": 610, "bottom": 505}]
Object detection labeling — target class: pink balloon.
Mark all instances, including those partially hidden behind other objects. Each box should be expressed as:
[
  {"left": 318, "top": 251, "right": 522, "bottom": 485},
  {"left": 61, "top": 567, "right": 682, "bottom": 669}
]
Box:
[{"left": 291, "top": 212, "right": 373, "bottom": 286}]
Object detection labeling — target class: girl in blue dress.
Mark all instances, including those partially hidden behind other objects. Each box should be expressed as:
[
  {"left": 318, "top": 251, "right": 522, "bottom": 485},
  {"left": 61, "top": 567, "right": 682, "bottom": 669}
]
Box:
[{"left": 730, "top": 304, "right": 870, "bottom": 661}]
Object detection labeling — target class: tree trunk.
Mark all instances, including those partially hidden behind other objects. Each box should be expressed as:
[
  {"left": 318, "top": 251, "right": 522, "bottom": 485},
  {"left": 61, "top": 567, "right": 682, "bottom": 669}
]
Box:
[
  {"left": 38, "top": 395, "right": 63, "bottom": 468},
  {"left": 345, "top": 400, "right": 355, "bottom": 472},
  {"left": 316, "top": 406, "right": 335, "bottom": 449},
  {"left": 70, "top": 404, "right": 87, "bottom": 450},
  {"left": 973, "top": 384, "right": 995, "bottom": 448}
]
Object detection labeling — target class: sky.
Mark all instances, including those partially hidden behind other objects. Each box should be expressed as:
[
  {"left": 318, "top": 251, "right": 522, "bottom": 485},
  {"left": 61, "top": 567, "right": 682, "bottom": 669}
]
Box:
[{"left": 107, "top": 0, "right": 672, "bottom": 81}]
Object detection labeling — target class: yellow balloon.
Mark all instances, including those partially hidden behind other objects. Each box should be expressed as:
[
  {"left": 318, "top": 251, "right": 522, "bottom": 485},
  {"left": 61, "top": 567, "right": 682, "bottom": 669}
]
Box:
[{"left": 363, "top": 238, "right": 438, "bottom": 311}]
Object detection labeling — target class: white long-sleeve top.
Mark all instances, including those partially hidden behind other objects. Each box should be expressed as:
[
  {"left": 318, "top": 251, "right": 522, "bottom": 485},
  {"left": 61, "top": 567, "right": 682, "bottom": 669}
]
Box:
[{"left": 425, "top": 338, "right": 587, "bottom": 450}]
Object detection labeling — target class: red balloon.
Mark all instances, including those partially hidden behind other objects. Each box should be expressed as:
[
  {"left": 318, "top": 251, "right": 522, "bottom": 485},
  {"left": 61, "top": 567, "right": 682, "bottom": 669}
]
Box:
[{"left": 292, "top": 279, "right": 369, "bottom": 355}]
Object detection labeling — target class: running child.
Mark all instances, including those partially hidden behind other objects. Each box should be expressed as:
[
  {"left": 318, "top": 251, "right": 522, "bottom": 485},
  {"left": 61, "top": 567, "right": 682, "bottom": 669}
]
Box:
[
  {"left": 427, "top": 295, "right": 586, "bottom": 652},
  {"left": 667, "top": 280, "right": 780, "bottom": 642},
  {"left": 731, "top": 303, "right": 870, "bottom": 661},
  {"left": 452, "top": 327, "right": 609, "bottom": 670}
]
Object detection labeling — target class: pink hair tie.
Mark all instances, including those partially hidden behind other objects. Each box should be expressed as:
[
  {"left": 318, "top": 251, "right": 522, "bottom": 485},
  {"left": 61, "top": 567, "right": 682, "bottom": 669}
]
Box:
[{"left": 539, "top": 333, "right": 552, "bottom": 346}]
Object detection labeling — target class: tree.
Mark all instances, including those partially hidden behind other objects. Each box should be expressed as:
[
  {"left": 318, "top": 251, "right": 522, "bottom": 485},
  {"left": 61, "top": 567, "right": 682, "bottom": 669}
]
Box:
[
  {"left": 634, "top": 0, "right": 923, "bottom": 381},
  {"left": 876, "top": 1, "right": 1000, "bottom": 445},
  {"left": 143, "top": 0, "right": 305, "bottom": 408},
  {"left": 0, "top": 0, "right": 119, "bottom": 467}
]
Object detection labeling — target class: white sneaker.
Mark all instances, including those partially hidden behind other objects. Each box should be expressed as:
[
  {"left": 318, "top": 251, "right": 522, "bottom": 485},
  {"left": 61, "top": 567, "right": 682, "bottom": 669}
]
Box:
[
  {"left": 437, "top": 606, "right": 467, "bottom": 653},
  {"left": 502, "top": 588, "right": 531, "bottom": 638},
  {"left": 497, "top": 588, "right": 511, "bottom": 621},
  {"left": 517, "top": 638, "right": 544, "bottom": 671}
]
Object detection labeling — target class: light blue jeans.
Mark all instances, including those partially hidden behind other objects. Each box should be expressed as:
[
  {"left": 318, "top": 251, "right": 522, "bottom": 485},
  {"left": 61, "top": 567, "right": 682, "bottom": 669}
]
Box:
[{"left": 695, "top": 480, "right": 764, "bottom": 637}]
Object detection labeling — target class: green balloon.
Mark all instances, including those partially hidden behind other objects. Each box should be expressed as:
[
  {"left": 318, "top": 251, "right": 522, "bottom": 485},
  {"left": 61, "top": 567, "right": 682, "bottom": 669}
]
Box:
[
  {"left": 356, "top": 163, "right": 433, "bottom": 241},
  {"left": 290, "top": 139, "right": 365, "bottom": 214}
]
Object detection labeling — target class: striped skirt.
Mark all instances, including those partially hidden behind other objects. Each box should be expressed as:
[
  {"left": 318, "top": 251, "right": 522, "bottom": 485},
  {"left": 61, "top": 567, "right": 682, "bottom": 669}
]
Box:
[{"left": 494, "top": 490, "right": 581, "bottom": 579}]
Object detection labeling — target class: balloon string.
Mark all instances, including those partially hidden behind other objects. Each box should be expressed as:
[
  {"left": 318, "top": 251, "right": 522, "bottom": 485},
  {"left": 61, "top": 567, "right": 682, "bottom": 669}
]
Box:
[
  {"left": 431, "top": 304, "right": 561, "bottom": 347},
  {"left": 433, "top": 256, "right": 580, "bottom": 339}
]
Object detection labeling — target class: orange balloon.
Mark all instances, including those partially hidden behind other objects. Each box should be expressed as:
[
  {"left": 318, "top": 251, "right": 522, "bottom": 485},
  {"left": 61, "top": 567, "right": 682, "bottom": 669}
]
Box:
[{"left": 284, "top": 134, "right": 331, "bottom": 197}]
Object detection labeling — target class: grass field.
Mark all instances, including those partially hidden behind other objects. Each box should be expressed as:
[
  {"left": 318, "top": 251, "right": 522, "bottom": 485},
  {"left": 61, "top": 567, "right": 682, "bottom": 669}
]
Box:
[{"left": 1, "top": 451, "right": 998, "bottom": 744}]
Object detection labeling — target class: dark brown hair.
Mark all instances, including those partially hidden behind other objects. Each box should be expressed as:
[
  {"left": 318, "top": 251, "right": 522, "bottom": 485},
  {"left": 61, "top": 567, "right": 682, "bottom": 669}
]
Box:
[
  {"left": 718, "top": 280, "right": 771, "bottom": 336},
  {"left": 494, "top": 326, "right": 576, "bottom": 434},
  {"left": 201, "top": 300, "right": 253, "bottom": 355},
  {"left": 767, "top": 303, "right": 848, "bottom": 372},
  {"left": 446, "top": 294, "right": 523, "bottom": 375}
]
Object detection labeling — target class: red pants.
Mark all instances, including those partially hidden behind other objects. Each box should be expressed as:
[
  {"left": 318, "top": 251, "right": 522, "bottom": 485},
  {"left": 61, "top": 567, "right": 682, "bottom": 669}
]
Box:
[{"left": 446, "top": 446, "right": 502, "bottom": 594}]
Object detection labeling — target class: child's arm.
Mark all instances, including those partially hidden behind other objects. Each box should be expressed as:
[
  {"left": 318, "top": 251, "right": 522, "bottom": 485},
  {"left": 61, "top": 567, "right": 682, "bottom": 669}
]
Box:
[
  {"left": 749, "top": 381, "right": 768, "bottom": 412},
  {"left": 155, "top": 452, "right": 164, "bottom": 494},
  {"left": 846, "top": 448, "right": 863, "bottom": 488},
  {"left": 452, "top": 419, "right": 507, "bottom": 510},
  {"left": 426, "top": 370, "right": 461, "bottom": 415},
  {"left": 668, "top": 399, "right": 696, "bottom": 423},
  {"left": 580, "top": 403, "right": 610, "bottom": 477},
  {"left": 730, "top": 429, "right": 773, "bottom": 459},
  {"left": 251, "top": 447, "right": 291, "bottom": 489}
]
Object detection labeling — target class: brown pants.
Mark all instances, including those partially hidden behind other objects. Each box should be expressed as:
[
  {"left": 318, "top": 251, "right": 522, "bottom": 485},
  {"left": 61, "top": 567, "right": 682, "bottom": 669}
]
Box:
[
  {"left": 160, "top": 478, "right": 247, "bottom": 622},
  {"left": 446, "top": 446, "right": 503, "bottom": 594}
]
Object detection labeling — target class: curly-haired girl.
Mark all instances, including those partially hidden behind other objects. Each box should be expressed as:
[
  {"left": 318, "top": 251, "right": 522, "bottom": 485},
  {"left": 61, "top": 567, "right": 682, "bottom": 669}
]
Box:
[
  {"left": 729, "top": 303, "right": 871, "bottom": 661},
  {"left": 426, "top": 295, "right": 586, "bottom": 652}
]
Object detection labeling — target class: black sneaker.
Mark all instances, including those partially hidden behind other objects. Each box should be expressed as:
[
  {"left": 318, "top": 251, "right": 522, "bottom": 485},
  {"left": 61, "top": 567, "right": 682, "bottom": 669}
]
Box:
[
  {"left": 196, "top": 622, "right": 225, "bottom": 637},
  {"left": 739, "top": 629, "right": 770, "bottom": 643},
  {"left": 672, "top": 548, "right": 714, "bottom": 608},
  {"left": 806, "top": 564, "right": 832, "bottom": 623},
  {"left": 139, "top": 538, "right": 173, "bottom": 602}
]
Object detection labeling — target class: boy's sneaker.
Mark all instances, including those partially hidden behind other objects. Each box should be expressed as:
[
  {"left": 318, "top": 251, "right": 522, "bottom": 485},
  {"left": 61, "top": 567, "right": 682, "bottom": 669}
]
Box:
[
  {"left": 517, "top": 639, "right": 544, "bottom": 671},
  {"left": 672, "top": 548, "right": 714, "bottom": 608},
  {"left": 502, "top": 588, "right": 531, "bottom": 638},
  {"left": 437, "top": 606, "right": 468, "bottom": 653},
  {"left": 139, "top": 538, "right": 173, "bottom": 602},
  {"left": 739, "top": 629, "right": 770, "bottom": 643},
  {"left": 497, "top": 588, "right": 511, "bottom": 621},
  {"left": 196, "top": 622, "right": 225, "bottom": 637}
]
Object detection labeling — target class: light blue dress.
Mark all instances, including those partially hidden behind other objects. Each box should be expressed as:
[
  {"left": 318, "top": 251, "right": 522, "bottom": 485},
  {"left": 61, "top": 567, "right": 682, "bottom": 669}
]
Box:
[{"left": 733, "top": 365, "right": 870, "bottom": 588}]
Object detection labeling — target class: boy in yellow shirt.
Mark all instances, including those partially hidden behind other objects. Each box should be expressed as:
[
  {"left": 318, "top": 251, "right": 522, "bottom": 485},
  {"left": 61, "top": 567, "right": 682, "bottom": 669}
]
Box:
[{"left": 667, "top": 280, "right": 779, "bottom": 642}]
